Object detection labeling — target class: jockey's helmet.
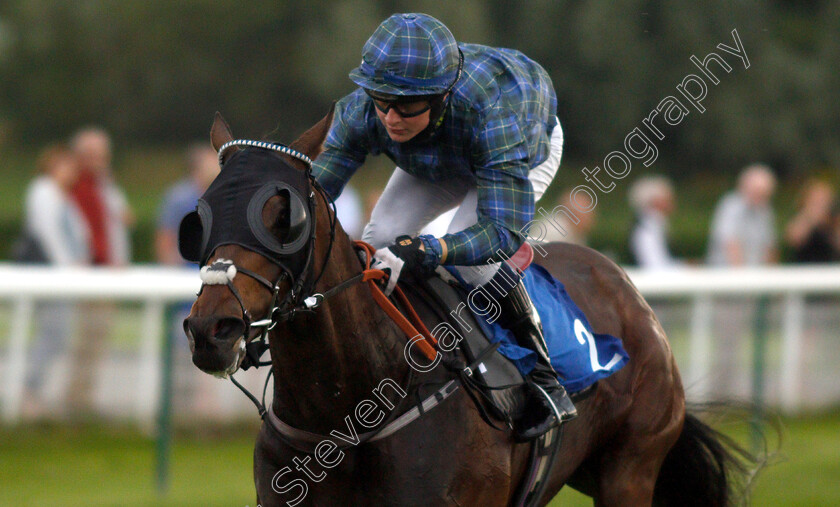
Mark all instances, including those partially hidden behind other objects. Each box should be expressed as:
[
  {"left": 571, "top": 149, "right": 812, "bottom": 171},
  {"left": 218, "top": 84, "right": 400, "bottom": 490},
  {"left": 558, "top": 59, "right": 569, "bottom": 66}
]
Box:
[{"left": 349, "top": 13, "right": 462, "bottom": 101}]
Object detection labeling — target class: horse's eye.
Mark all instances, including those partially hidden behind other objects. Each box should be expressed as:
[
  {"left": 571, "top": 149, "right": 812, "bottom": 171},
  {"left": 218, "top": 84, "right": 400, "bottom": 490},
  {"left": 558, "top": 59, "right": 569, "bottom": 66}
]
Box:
[
  {"left": 262, "top": 192, "right": 290, "bottom": 242},
  {"left": 276, "top": 207, "right": 290, "bottom": 244}
]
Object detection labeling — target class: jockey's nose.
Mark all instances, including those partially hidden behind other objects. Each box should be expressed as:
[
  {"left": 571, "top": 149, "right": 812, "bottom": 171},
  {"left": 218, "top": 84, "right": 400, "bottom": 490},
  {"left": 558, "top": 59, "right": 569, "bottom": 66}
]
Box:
[
  {"left": 183, "top": 315, "right": 247, "bottom": 346},
  {"left": 384, "top": 108, "right": 403, "bottom": 124}
]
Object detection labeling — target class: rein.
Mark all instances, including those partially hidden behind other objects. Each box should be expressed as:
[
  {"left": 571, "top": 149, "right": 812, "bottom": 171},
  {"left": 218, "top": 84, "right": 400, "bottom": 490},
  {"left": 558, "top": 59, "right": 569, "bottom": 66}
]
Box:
[
  {"left": 221, "top": 240, "right": 456, "bottom": 454},
  {"left": 204, "top": 239, "right": 440, "bottom": 373}
]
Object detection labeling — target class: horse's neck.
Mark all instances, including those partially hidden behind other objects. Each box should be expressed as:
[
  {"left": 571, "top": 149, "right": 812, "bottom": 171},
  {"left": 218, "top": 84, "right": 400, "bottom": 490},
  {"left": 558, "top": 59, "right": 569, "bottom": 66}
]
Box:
[{"left": 268, "top": 231, "right": 408, "bottom": 432}]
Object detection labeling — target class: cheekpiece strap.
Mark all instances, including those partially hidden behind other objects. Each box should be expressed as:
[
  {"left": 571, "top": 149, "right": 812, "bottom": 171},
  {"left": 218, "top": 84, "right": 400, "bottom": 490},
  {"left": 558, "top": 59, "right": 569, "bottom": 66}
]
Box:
[{"left": 217, "top": 139, "right": 312, "bottom": 167}]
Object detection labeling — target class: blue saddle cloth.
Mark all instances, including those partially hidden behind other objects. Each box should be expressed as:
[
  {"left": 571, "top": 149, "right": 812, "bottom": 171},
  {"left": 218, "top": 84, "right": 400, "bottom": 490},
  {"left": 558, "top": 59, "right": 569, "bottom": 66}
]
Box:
[{"left": 469, "top": 264, "right": 629, "bottom": 393}]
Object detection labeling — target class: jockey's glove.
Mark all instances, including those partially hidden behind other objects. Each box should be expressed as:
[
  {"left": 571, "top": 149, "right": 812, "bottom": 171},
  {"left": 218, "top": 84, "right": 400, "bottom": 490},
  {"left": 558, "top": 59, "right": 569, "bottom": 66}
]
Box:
[{"left": 372, "top": 235, "right": 440, "bottom": 296}]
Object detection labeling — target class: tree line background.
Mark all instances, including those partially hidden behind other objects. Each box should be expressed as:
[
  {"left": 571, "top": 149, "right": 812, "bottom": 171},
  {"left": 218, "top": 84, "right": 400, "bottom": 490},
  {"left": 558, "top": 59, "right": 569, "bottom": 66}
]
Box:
[{"left": 0, "top": 0, "right": 837, "bottom": 262}]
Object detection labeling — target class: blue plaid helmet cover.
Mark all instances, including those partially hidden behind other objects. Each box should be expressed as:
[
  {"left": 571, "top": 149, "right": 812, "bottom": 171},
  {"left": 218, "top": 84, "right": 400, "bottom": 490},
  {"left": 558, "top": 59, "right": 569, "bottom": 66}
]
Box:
[{"left": 349, "top": 13, "right": 460, "bottom": 97}]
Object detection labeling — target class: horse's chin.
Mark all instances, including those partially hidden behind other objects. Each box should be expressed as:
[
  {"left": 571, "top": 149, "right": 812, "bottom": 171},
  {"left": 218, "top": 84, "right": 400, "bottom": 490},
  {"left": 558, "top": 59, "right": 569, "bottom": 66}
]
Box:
[{"left": 196, "top": 336, "right": 247, "bottom": 379}]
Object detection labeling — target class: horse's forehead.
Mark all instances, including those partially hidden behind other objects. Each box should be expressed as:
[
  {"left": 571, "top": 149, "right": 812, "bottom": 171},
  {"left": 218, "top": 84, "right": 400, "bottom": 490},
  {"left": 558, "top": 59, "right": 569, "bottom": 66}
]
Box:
[{"left": 213, "top": 245, "right": 270, "bottom": 267}]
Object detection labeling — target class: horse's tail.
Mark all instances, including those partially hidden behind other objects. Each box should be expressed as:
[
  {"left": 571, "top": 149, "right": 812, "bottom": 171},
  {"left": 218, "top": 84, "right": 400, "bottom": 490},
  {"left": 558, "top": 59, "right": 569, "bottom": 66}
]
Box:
[{"left": 654, "top": 407, "right": 766, "bottom": 507}]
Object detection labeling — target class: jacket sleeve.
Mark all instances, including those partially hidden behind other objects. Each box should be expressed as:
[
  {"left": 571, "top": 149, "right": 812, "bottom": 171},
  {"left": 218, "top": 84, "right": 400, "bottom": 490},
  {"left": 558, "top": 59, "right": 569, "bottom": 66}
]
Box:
[
  {"left": 435, "top": 108, "right": 534, "bottom": 265},
  {"left": 311, "top": 93, "right": 370, "bottom": 200}
]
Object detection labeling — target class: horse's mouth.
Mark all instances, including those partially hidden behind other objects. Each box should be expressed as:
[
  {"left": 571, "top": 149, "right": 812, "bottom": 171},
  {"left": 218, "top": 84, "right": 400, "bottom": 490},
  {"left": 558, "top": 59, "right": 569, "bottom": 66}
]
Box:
[{"left": 207, "top": 336, "right": 247, "bottom": 379}]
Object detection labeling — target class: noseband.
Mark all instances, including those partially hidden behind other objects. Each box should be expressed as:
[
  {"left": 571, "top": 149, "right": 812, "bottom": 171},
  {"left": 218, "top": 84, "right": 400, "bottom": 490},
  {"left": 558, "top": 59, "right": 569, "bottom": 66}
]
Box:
[{"left": 198, "top": 258, "right": 288, "bottom": 339}]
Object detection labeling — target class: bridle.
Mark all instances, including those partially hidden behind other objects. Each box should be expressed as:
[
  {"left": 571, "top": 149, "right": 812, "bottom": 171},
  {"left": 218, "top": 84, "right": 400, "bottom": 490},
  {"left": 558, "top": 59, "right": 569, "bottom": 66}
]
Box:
[
  {"left": 192, "top": 140, "right": 339, "bottom": 376},
  {"left": 190, "top": 140, "right": 461, "bottom": 454}
]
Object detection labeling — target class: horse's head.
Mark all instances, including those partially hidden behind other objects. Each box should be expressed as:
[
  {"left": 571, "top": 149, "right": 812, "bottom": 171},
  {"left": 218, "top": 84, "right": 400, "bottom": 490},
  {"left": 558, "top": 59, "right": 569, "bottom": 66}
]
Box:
[{"left": 181, "top": 109, "right": 334, "bottom": 377}]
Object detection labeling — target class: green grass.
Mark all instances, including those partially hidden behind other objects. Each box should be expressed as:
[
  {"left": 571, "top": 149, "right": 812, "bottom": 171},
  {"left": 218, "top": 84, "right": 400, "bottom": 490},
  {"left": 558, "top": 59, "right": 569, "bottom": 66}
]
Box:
[
  {"left": 549, "top": 411, "right": 840, "bottom": 506},
  {"left": 0, "top": 422, "right": 258, "bottom": 506},
  {"left": 2, "top": 413, "right": 839, "bottom": 506}
]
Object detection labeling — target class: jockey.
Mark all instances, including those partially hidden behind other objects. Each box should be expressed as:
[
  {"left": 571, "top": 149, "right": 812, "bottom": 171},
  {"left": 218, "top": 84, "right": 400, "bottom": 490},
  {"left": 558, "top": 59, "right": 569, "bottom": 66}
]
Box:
[{"left": 312, "top": 13, "right": 576, "bottom": 439}]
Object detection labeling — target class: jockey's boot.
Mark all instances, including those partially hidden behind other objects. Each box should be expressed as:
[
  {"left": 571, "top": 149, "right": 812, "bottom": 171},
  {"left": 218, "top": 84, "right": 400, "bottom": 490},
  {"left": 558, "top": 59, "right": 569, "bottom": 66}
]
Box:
[{"left": 497, "top": 278, "right": 577, "bottom": 440}]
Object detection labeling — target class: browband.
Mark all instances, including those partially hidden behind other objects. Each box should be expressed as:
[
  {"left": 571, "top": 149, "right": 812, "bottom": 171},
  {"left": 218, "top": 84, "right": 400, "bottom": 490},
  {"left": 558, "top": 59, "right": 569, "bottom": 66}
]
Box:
[{"left": 218, "top": 139, "right": 312, "bottom": 167}]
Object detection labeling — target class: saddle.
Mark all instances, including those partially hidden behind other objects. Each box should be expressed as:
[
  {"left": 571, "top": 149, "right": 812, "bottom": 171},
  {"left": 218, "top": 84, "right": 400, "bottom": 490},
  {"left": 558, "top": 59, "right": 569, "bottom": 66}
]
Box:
[
  {"left": 395, "top": 241, "right": 600, "bottom": 417},
  {"left": 394, "top": 243, "right": 585, "bottom": 507},
  {"left": 396, "top": 242, "right": 536, "bottom": 428}
]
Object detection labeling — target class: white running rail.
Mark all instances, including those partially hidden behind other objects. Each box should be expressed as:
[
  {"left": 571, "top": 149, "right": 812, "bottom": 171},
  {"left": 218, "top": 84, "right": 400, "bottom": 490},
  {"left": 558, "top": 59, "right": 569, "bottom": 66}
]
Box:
[{"left": 2, "top": 263, "right": 840, "bottom": 422}]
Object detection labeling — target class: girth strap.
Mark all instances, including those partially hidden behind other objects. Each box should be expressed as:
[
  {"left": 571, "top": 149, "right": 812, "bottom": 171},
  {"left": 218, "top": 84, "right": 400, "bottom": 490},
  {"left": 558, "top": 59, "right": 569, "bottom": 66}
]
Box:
[{"left": 265, "top": 379, "right": 460, "bottom": 454}]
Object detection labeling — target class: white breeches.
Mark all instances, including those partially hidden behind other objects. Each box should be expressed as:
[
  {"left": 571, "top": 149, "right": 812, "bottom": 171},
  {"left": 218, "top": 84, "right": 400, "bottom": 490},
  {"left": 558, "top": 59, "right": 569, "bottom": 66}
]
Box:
[{"left": 362, "top": 118, "right": 563, "bottom": 286}]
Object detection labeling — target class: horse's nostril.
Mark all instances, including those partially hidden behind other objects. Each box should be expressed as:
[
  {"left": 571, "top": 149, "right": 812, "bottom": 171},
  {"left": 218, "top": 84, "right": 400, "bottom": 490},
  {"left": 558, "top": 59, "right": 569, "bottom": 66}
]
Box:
[
  {"left": 184, "top": 318, "right": 201, "bottom": 345},
  {"left": 212, "top": 317, "right": 247, "bottom": 342},
  {"left": 183, "top": 316, "right": 245, "bottom": 345}
]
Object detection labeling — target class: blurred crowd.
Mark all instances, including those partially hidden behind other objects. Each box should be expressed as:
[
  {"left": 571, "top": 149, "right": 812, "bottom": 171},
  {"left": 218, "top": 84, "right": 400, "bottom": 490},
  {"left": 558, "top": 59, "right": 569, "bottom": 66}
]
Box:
[
  {"left": 15, "top": 129, "right": 132, "bottom": 266},
  {"left": 533, "top": 163, "right": 840, "bottom": 271},
  {"left": 14, "top": 133, "right": 840, "bottom": 273},
  {"left": 14, "top": 128, "right": 134, "bottom": 416}
]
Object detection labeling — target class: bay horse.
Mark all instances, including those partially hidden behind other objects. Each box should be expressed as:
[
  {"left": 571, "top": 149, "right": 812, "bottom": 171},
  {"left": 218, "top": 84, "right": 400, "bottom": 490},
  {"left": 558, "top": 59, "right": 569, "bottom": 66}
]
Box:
[{"left": 183, "top": 110, "right": 753, "bottom": 506}]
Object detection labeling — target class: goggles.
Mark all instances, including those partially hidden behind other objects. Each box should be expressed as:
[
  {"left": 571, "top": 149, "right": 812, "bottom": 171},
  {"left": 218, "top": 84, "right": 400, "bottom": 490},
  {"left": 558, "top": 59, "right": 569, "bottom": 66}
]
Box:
[{"left": 365, "top": 90, "right": 433, "bottom": 118}]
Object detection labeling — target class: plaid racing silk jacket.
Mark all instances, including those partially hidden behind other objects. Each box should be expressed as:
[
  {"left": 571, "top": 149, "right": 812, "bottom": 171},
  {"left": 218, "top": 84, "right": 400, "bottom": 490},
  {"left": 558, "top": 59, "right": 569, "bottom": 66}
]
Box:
[{"left": 313, "top": 43, "right": 559, "bottom": 266}]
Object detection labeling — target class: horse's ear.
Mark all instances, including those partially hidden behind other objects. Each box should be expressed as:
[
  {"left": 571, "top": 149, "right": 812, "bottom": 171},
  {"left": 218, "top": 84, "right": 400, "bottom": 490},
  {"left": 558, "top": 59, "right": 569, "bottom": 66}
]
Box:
[
  {"left": 289, "top": 103, "right": 336, "bottom": 162},
  {"left": 211, "top": 112, "right": 237, "bottom": 162}
]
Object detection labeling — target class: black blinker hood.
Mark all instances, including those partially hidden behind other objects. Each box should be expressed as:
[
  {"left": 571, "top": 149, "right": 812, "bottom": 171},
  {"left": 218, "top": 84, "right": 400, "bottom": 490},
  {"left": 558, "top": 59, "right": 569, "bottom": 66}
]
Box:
[{"left": 178, "top": 148, "right": 313, "bottom": 280}]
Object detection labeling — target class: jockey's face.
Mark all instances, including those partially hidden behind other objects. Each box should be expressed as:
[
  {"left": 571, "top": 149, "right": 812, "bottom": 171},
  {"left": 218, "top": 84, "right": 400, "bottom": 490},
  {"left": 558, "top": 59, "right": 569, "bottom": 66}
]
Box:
[{"left": 374, "top": 100, "right": 431, "bottom": 143}]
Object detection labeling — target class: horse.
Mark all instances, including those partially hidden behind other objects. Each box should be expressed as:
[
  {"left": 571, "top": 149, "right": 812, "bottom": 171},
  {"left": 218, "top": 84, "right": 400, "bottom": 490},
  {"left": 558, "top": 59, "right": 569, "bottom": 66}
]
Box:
[{"left": 182, "top": 110, "right": 754, "bottom": 506}]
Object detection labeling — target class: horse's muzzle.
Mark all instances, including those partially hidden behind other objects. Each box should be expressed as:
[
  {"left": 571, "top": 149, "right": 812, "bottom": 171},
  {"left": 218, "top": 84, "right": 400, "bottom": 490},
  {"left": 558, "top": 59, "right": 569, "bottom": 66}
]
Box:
[{"left": 183, "top": 315, "right": 248, "bottom": 376}]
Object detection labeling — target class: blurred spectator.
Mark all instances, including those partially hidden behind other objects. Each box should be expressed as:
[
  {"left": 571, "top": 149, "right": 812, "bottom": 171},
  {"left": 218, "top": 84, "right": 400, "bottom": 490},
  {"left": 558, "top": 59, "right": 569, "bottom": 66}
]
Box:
[
  {"left": 784, "top": 179, "right": 840, "bottom": 263},
  {"left": 20, "top": 145, "right": 89, "bottom": 416},
  {"left": 20, "top": 145, "right": 90, "bottom": 265},
  {"left": 538, "top": 188, "right": 597, "bottom": 246},
  {"left": 66, "top": 127, "right": 133, "bottom": 415},
  {"left": 706, "top": 165, "right": 777, "bottom": 395},
  {"left": 70, "top": 127, "right": 133, "bottom": 266},
  {"left": 707, "top": 164, "right": 778, "bottom": 266},
  {"left": 155, "top": 144, "right": 219, "bottom": 265},
  {"left": 334, "top": 183, "right": 365, "bottom": 239},
  {"left": 628, "top": 176, "right": 680, "bottom": 269}
]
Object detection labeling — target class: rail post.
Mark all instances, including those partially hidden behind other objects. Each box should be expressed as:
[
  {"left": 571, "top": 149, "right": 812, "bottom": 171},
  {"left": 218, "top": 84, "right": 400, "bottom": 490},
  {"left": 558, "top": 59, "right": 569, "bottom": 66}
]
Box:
[
  {"left": 155, "top": 303, "right": 177, "bottom": 494},
  {"left": 751, "top": 295, "right": 770, "bottom": 452}
]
